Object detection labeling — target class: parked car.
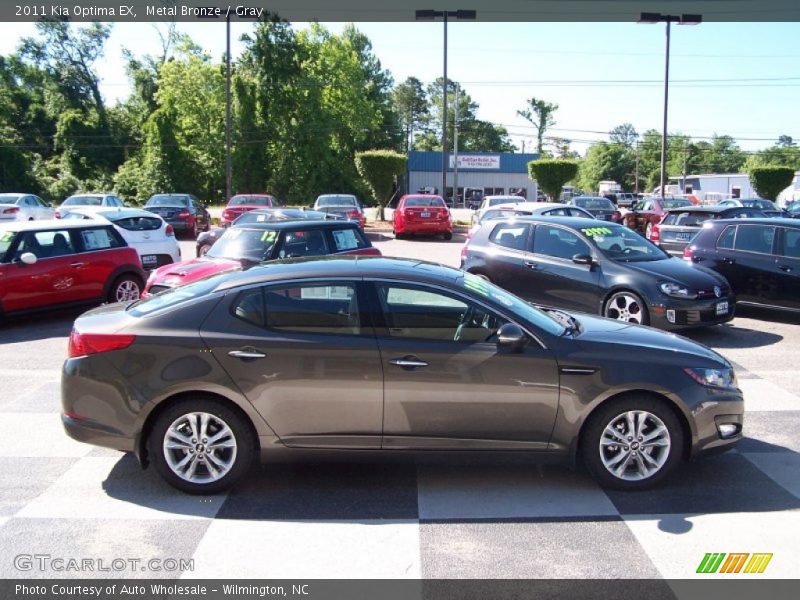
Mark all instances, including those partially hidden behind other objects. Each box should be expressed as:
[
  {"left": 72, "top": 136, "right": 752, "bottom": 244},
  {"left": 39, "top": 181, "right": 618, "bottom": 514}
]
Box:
[
  {"left": 616, "top": 193, "right": 638, "bottom": 209},
  {"left": 684, "top": 218, "right": 800, "bottom": 311},
  {"left": 313, "top": 194, "right": 366, "bottom": 228},
  {"left": 785, "top": 200, "right": 800, "bottom": 218},
  {"left": 472, "top": 195, "right": 527, "bottom": 225},
  {"left": 652, "top": 206, "right": 769, "bottom": 256},
  {"left": 221, "top": 194, "right": 280, "bottom": 227},
  {"left": 62, "top": 208, "right": 181, "bottom": 270},
  {"left": 143, "top": 194, "right": 211, "bottom": 239},
  {"left": 717, "top": 198, "right": 786, "bottom": 217},
  {"left": 0, "top": 220, "right": 144, "bottom": 318},
  {"left": 56, "top": 193, "right": 125, "bottom": 219},
  {"left": 144, "top": 220, "right": 380, "bottom": 297},
  {"left": 467, "top": 202, "right": 594, "bottom": 239},
  {"left": 393, "top": 194, "right": 452, "bottom": 240},
  {"left": 196, "top": 208, "right": 341, "bottom": 257},
  {"left": 568, "top": 196, "right": 623, "bottom": 223},
  {"left": 461, "top": 216, "right": 735, "bottom": 330},
  {"left": 0, "top": 193, "right": 54, "bottom": 221},
  {"left": 62, "top": 256, "right": 743, "bottom": 494},
  {"left": 623, "top": 196, "right": 693, "bottom": 238}
]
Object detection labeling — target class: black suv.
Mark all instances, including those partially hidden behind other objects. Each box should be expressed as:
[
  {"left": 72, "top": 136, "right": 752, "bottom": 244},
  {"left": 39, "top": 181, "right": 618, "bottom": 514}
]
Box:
[{"left": 684, "top": 217, "right": 800, "bottom": 311}]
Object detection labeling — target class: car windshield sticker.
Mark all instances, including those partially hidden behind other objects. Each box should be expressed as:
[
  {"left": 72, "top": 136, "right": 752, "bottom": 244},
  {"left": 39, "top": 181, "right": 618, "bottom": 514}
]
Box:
[
  {"left": 261, "top": 231, "right": 277, "bottom": 243},
  {"left": 332, "top": 229, "right": 359, "bottom": 251},
  {"left": 0, "top": 231, "right": 15, "bottom": 243},
  {"left": 581, "top": 226, "right": 613, "bottom": 238},
  {"left": 464, "top": 272, "right": 515, "bottom": 306}
]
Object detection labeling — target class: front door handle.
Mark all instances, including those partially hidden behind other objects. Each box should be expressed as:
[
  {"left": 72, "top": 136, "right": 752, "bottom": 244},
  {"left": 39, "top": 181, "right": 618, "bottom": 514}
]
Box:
[
  {"left": 228, "top": 349, "right": 267, "bottom": 360},
  {"left": 69, "top": 262, "right": 85, "bottom": 268},
  {"left": 722, "top": 257, "right": 736, "bottom": 265},
  {"left": 778, "top": 264, "right": 793, "bottom": 273},
  {"left": 524, "top": 261, "right": 538, "bottom": 270},
  {"left": 389, "top": 357, "right": 429, "bottom": 369}
]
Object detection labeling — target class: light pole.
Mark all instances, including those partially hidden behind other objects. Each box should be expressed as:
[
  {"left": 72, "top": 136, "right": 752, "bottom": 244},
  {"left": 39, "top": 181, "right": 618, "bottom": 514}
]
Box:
[
  {"left": 415, "top": 9, "right": 476, "bottom": 202},
  {"left": 638, "top": 12, "right": 701, "bottom": 199}
]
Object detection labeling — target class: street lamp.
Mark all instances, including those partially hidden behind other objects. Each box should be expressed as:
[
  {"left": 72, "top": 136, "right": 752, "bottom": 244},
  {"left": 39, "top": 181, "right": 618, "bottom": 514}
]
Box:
[
  {"left": 638, "top": 12, "right": 701, "bottom": 199},
  {"left": 415, "top": 9, "right": 477, "bottom": 204}
]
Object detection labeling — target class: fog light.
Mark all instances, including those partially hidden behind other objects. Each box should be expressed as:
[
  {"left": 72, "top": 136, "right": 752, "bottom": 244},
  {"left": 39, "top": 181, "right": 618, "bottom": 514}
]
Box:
[
  {"left": 667, "top": 309, "right": 676, "bottom": 323},
  {"left": 718, "top": 423, "right": 740, "bottom": 438}
]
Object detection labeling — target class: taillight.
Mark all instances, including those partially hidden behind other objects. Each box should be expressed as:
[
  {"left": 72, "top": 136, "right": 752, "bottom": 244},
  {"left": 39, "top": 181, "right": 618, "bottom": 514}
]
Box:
[
  {"left": 460, "top": 243, "right": 468, "bottom": 261},
  {"left": 346, "top": 209, "right": 360, "bottom": 219},
  {"left": 683, "top": 246, "right": 694, "bottom": 262},
  {"left": 177, "top": 211, "right": 191, "bottom": 219},
  {"left": 165, "top": 224, "right": 174, "bottom": 237},
  {"left": 650, "top": 223, "right": 661, "bottom": 242},
  {"left": 2, "top": 207, "right": 19, "bottom": 215},
  {"left": 68, "top": 330, "right": 136, "bottom": 357}
]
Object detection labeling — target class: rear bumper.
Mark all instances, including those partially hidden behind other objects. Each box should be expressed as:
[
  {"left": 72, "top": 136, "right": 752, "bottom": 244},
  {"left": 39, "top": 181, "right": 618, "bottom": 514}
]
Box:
[{"left": 398, "top": 222, "right": 453, "bottom": 234}]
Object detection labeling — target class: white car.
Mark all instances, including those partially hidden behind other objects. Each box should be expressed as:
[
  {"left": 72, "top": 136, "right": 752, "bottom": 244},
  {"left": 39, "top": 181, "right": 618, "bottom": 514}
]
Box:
[
  {"left": 472, "top": 195, "right": 528, "bottom": 225},
  {"left": 467, "top": 202, "right": 595, "bottom": 239},
  {"left": 0, "top": 193, "right": 55, "bottom": 221},
  {"left": 56, "top": 193, "right": 125, "bottom": 219},
  {"left": 62, "top": 208, "right": 180, "bottom": 270}
]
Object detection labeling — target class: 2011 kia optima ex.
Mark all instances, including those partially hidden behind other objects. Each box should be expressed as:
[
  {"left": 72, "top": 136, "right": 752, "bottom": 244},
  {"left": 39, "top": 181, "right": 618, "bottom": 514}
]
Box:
[{"left": 61, "top": 256, "right": 743, "bottom": 494}]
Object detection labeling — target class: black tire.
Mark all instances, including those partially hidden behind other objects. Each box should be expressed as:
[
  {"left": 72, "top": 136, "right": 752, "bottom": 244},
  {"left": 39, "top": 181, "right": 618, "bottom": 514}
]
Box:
[
  {"left": 582, "top": 395, "right": 684, "bottom": 490},
  {"left": 442, "top": 231, "right": 453, "bottom": 241},
  {"left": 148, "top": 397, "right": 255, "bottom": 494},
  {"left": 604, "top": 290, "right": 650, "bottom": 326},
  {"left": 395, "top": 231, "right": 405, "bottom": 240},
  {"left": 198, "top": 244, "right": 212, "bottom": 257},
  {"left": 108, "top": 273, "right": 143, "bottom": 303}
]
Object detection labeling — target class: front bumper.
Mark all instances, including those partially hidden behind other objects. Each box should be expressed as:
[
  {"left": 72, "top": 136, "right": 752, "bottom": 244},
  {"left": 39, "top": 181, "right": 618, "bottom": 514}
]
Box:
[
  {"left": 648, "top": 294, "right": 736, "bottom": 330},
  {"left": 688, "top": 391, "right": 744, "bottom": 458}
]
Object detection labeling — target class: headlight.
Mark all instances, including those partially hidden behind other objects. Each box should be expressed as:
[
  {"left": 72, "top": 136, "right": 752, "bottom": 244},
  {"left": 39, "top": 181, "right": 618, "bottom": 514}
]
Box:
[
  {"left": 659, "top": 281, "right": 697, "bottom": 299},
  {"left": 684, "top": 367, "right": 738, "bottom": 389}
]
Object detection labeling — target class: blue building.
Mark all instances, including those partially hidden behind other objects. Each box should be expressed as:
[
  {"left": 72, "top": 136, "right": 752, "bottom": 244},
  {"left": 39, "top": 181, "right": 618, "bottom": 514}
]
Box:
[{"left": 406, "top": 151, "right": 540, "bottom": 206}]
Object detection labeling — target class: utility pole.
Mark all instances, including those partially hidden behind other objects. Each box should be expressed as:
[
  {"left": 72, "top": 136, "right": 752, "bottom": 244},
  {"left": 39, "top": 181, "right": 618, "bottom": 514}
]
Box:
[
  {"left": 682, "top": 140, "right": 688, "bottom": 194},
  {"left": 634, "top": 141, "right": 640, "bottom": 194},
  {"left": 453, "top": 83, "right": 459, "bottom": 207},
  {"left": 225, "top": 12, "right": 232, "bottom": 203}
]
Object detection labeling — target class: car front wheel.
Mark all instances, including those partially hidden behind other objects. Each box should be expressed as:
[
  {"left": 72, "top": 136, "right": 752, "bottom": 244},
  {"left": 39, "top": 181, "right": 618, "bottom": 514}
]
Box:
[
  {"left": 582, "top": 395, "right": 683, "bottom": 490},
  {"left": 604, "top": 291, "right": 649, "bottom": 325},
  {"left": 148, "top": 398, "right": 255, "bottom": 494}
]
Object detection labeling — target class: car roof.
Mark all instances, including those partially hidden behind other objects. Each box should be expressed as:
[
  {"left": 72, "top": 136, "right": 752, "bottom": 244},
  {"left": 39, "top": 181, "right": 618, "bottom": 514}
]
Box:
[
  {"left": 71, "top": 208, "right": 163, "bottom": 220},
  {"left": 711, "top": 217, "right": 800, "bottom": 226},
  {"left": 232, "top": 193, "right": 274, "bottom": 197},
  {"left": 665, "top": 205, "right": 745, "bottom": 213},
  {"left": 491, "top": 202, "right": 573, "bottom": 211},
  {"left": 490, "top": 215, "right": 603, "bottom": 228},
  {"left": 0, "top": 219, "right": 113, "bottom": 232},
  {"left": 214, "top": 256, "right": 461, "bottom": 292},
  {"left": 231, "top": 219, "right": 359, "bottom": 231},
  {"left": 0, "top": 193, "right": 25, "bottom": 198}
]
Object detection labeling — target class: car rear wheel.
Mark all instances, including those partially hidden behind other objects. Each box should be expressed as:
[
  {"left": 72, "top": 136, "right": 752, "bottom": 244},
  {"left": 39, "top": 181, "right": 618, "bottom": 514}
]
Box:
[
  {"left": 198, "top": 244, "right": 212, "bottom": 257},
  {"left": 582, "top": 395, "right": 683, "bottom": 490},
  {"left": 148, "top": 398, "right": 255, "bottom": 494},
  {"left": 604, "top": 291, "right": 649, "bottom": 325},
  {"left": 108, "top": 274, "right": 143, "bottom": 303},
  {"left": 442, "top": 231, "right": 453, "bottom": 241}
]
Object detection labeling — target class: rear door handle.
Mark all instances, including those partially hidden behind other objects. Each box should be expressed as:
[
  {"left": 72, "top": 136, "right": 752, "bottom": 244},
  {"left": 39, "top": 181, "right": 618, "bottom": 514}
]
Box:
[
  {"left": 778, "top": 264, "right": 793, "bottom": 273},
  {"left": 228, "top": 350, "right": 267, "bottom": 360},
  {"left": 722, "top": 258, "right": 736, "bottom": 265},
  {"left": 524, "top": 261, "right": 538, "bottom": 270},
  {"left": 389, "top": 357, "right": 429, "bottom": 369},
  {"left": 69, "top": 262, "right": 85, "bottom": 268}
]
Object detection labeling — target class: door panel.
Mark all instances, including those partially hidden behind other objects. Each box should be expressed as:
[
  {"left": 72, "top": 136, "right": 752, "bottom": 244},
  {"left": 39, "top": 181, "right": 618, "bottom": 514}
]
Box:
[
  {"left": 373, "top": 283, "right": 560, "bottom": 449},
  {"left": 478, "top": 223, "right": 533, "bottom": 299},
  {"left": 773, "top": 227, "right": 800, "bottom": 309},
  {"left": 200, "top": 282, "right": 384, "bottom": 448}
]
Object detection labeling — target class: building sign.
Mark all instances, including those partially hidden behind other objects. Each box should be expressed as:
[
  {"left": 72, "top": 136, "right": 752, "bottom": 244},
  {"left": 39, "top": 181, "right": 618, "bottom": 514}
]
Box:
[{"left": 449, "top": 155, "right": 501, "bottom": 169}]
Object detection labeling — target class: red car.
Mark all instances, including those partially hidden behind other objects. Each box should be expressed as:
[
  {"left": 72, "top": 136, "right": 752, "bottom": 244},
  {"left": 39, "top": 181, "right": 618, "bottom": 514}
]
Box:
[
  {"left": 221, "top": 194, "right": 280, "bottom": 227},
  {"left": 393, "top": 194, "right": 452, "bottom": 240},
  {"left": 623, "top": 196, "right": 693, "bottom": 239},
  {"left": 0, "top": 220, "right": 145, "bottom": 318},
  {"left": 144, "top": 220, "right": 380, "bottom": 297}
]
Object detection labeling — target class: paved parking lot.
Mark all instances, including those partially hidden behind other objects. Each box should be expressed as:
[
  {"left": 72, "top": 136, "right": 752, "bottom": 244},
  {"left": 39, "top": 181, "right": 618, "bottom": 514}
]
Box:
[{"left": 0, "top": 235, "right": 798, "bottom": 580}]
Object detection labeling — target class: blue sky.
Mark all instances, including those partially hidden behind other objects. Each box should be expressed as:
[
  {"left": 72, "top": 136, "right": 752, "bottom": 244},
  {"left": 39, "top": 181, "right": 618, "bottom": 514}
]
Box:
[{"left": 0, "top": 20, "right": 798, "bottom": 153}]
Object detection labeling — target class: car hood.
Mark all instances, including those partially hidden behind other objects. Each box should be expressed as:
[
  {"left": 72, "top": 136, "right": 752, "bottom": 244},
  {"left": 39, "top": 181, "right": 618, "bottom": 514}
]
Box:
[
  {"left": 618, "top": 257, "right": 727, "bottom": 288},
  {"left": 570, "top": 313, "right": 728, "bottom": 367},
  {"left": 149, "top": 257, "right": 241, "bottom": 287}
]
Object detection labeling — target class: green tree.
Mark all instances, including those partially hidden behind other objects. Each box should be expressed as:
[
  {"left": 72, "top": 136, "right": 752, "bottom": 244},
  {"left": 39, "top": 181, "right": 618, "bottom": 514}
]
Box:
[
  {"left": 528, "top": 159, "right": 578, "bottom": 201},
  {"left": 748, "top": 166, "right": 795, "bottom": 201},
  {"left": 517, "top": 97, "right": 558, "bottom": 154},
  {"left": 392, "top": 77, "right": 428, "bottom": 152},
  {"left": 355, "top": 150, "right": 406, "bottom": 220},
  {"left": 578, "top": 143, "right": 635, "bottom": 193},
  {"left": 609, "top": 123, "right": 639, "bottom": 148}
]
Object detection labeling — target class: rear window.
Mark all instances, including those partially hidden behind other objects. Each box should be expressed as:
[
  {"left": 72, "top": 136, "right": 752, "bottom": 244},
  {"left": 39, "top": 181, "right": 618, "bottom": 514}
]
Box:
[
  {"left": 110, "top": 216, "right": 162, "bottom": 231},
  {"left": 331, "top": 227, "right": 369, "bottom": 252},
  {"left": 316, "top": 196, "right": 357, "bottom": 207},
  {"left": 63, "top": 195, "right": 102, "bottom": 206},
  {"left": 663, "top": 211, "right": 714, "bottom": 227},
  {"left": 662, "top": 199, "right": 692, "bottom": 209},
  {"left": 488, "top": 197, "right": 522, "bottom": 207},
  {"left": 404, "top": 197, "right": 446, "bottom": 208},
  {"left": 229, "top": 195, "right": 273, "bottom": 207},
  {"left": 489, "top": 223, "right": 530, "bottom": 251},
  {"left": 147, "top": 195, "right": 189, "bottom": 207},
  {"left": 574, "top": 198, "right": 614, "bottom": 210}
]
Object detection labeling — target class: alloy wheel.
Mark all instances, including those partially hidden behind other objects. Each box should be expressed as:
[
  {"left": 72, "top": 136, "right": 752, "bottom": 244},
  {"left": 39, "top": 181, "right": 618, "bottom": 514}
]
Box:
[
  {"left": 163, "top": 412, "right": 238, "bottom": 483},
  {"left": 599, "top": 410, "right": 671, "bottom": 481},
  {"left": 605, "top": 292, "right": 646, "bottom": 324},
  {"left": 114, "top": 279, "right": 141, "bottom": 302}
]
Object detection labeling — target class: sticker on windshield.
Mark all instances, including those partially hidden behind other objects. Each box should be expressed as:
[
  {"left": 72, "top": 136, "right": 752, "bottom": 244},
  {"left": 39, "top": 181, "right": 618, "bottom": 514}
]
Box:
[
  {"left": 261, "top": 231, "right": 277, "bottom": 243},
  {"left": 0, "top": 231, "right": 15, "bottom": 243},
  {"left": 463, "top": 273, "right": 490, "bottom": 297},
  {"left": 581, "top": 226, "right": 613, "bottom": 238}
]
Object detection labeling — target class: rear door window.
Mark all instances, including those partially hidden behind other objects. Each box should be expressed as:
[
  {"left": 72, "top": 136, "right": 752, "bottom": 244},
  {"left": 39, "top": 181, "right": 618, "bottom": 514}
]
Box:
[
  {"left": 778, "top": 227, "right": 800, "bottom": 259},
  {"left": 732, "top": 225, "right": 776, "bottom": 254},
  {"left": 262, "top": 283, "right": 360, "bottom": 335},
  {"left": 716, "top": 226, "right": 736, "bottom": 249},
  {"left": 79, "top": 227, "right": 124, "bottom": 251},
  {"left": 330, "top": 227, "right": 369, "bottom": 252}
]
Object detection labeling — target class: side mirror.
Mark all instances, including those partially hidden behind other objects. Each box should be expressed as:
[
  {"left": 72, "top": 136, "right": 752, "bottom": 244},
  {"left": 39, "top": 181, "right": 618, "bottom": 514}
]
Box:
[
  {"left": 19, "top": 252, "right": 37, "bottom": 265},
  {"left": 572, "top": 254, "right": 594, "bottom": 265},
  {"left": 496, "top": 322, "right": 526, "bottom": 354}
]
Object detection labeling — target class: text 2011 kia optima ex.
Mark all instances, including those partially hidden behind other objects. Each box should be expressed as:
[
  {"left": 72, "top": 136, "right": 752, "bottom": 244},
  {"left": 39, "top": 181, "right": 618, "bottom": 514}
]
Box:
[{"left": 62, "top": 257, "right": 743, "bottom": 494}]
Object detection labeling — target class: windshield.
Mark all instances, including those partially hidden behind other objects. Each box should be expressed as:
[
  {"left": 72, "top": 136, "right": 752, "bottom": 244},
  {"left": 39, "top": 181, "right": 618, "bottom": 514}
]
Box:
[
  {"left": 316, "top": 196, "right": 357, "bottom": 207},
  {"left": 460, "top": 272, "right": 565, "bottom": 336},
  {"left": 0, "top": 194, "right": 23, "bottom": 204},
  {"left": 147, "top": 195, "right": 189, "bottom": 207},
  {"left": 230, "top": 195, "right": 273, "bottom": 206},
  {"left": 662, "top": 198, "right": 692, "bottom": 209},
  {"left": 580, "top": 224, "right": 669, "bottom": 262},
  {"left": 63, "top": 195, "right": 102, "bottom": 206},
  {"left": 0, "top": 230, "right": 17, "bottom": 262},
  {"left": 574, "top": 197, "right": 614, "bottom": 210},
  {"left": 207, "top": 227, "right": 279, "bottom": 262}
]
